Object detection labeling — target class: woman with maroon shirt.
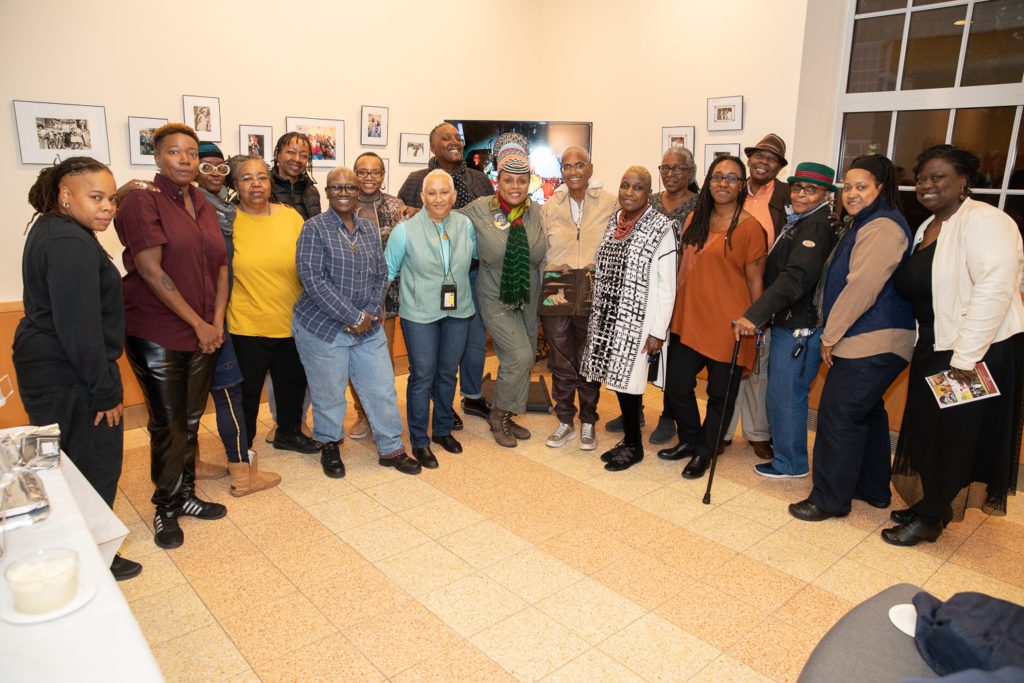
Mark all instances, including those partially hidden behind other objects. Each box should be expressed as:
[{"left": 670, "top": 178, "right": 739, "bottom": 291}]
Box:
[{"left": 115, "top": 123, "right": 229, "bottom": 549}]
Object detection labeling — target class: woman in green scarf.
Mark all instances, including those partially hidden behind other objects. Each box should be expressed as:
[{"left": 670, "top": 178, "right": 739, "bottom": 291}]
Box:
[{"left": 459, "top": 133, "right": 547, "bottom": 447}]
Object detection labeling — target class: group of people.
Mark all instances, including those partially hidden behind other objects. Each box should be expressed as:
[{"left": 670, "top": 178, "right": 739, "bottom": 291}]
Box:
[{"left": 12, "top": 118, "right": 1023, "bottom": 585}]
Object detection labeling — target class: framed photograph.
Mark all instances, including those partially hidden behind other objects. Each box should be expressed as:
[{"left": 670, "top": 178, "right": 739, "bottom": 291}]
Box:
[
  {"left": 286, "top": 116, "right": 344, "bottom": 168},
  {"left": 380, "top": 157, "right": 390, "bottom": 192},
  {"left": 239, "top": 124, "right": 273, "bottom": 163},
  {"left": 127, "top": 116, "right": 167, "bottom": 165},
  {"left": 13, "top": 100, "right": 110, "bottom": 164},
  {"left": 360, "top": 105, "right": 388, "bottom": 146},
  {"left": 704, "top": 143, "right": 742, "bottom": 174},
  {"left": 707, "top": 96, "right": 744, "bottom": 131},
  {"left": 182, "top": 95, "right": 221, "bottom": 141},
  {"left": 400, "top": 132, "right": 429, "bottom": 164},
  {"left": 662, "top": 126, "right": 696, "bottom": 155}
]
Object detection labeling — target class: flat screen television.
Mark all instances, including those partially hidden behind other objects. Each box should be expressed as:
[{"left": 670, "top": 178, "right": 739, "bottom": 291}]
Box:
[{"left": 445, "top": 119, "right": 592, "bottom": 204}]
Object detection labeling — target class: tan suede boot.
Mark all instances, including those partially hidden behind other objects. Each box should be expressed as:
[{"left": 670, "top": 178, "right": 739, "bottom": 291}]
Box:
[
  {"left": 488, "top": 409, "right": 517, "bottom": 448},
  {"left": 227, "top": 454, "right": 282, "bottom": 496},
  {"left": 195, "top": 456, "right": 228, "bottom": 480}
]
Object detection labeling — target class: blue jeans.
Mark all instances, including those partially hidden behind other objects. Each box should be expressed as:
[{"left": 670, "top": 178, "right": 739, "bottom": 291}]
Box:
[
  {"left": 809, "top": 352, "right": 907, "bottom": 514},
  {"left": 401, "top": 316, "right": 470, "bottom": 447},
  {"left": 459, "top": 266, "right": 486, "bottom": 399},
  {"left": 766, "top": 327, "right": 822, "bottom": 476},
  {"left": 292, "top": 322, "right": 404, "bottom": 455}
]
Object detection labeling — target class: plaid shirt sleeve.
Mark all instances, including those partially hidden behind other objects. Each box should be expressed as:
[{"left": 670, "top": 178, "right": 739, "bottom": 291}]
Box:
[{"left": 295, "top": 216, "right": 363, "bottom": 327}]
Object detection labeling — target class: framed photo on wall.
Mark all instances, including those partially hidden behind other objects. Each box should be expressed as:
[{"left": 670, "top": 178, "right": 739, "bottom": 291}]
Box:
[
  {"left": 661, "top": 126, "right": 696, "bottom": 155},
  {"left": 400, "top": 133, "right": 429, "bottom": 164},
  {"left": 182, "top": 95, "right": 221, "bottom": 142},
  {"left": 128, "top": 116, "right": 167, "bottom": 165},
  {"left": 380, "top": 157, "right": 390, "bottom": 192},
  {"left": 704, "top": 143, "right": 741, "bottom": 174},
  {"left": 286, "top": 116, "right": 344, "bottom": 167},
  {"left": 13, "top": 100, "right": 110, "bottom": 164},
  {"left": 239, "top": 124, "right": 273, "bottom": 163},
  {"left": 361, "top": 105, "right": 388, "bottom": 146},
  {"left": 707, "top": 96, "right": 743, "bottom": 131}
]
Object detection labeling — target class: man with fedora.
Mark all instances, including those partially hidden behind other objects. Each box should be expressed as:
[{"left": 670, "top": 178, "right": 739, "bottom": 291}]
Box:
[
  {"left": 727, "top": 133, "right": 791, "bottom": 460},
  {"left": 734, "top": 162, "right": 839, "bottom": 478}
]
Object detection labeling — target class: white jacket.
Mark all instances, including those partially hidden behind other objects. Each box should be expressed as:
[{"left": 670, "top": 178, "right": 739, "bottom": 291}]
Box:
[{"left": 916, "top": 198, "right": 1024, "bottom": 369}]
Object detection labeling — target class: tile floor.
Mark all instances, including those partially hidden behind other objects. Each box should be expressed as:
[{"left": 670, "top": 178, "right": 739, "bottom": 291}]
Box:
[{"left": 115, "top": 358, "right": 1024, "bottom": 681}]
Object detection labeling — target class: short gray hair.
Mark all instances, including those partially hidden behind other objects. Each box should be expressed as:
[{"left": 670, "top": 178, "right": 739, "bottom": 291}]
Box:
[
  {"left": 422, "top": 168, "right": 455, "bottom": 192},
  {"left": 663, "top": 146, "right": 695, "bottom": 170}
]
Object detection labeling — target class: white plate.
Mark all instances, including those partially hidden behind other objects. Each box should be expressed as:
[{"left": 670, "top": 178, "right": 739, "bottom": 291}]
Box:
[{"left": 0, "top": 576, "right": 97, "bottom": 624}]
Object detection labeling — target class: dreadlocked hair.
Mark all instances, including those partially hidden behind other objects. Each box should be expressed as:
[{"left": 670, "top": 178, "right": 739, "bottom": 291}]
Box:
[
  {"left": 27, "top": 156, "right": 111, "bottom": 231},
  {"left": 681, "top": 155, "right": 747, "bottom": 255},
  {"left": 272, "top": 131, "right": 314, "bottom": 181}
]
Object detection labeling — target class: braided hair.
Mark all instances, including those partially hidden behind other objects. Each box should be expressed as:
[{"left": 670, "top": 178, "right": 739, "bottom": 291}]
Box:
[
  {"left": 681, "top": 156, "right": 748, "bottom": 254},
  {"left": 272, "top": 131, "right": 314, "bottom": 180},
  {"left": 913, "top": 144, "right": 980, "bottom": 195},
  {"left": 27, "top": 156, "right": 111, "bottom": 230}
]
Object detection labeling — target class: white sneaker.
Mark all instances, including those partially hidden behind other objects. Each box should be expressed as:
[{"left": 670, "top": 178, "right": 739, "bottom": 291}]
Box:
[
  {"left": 579, "top": 423, "right": 597, "bottom": 451},
  {"left": 546, "top": 422, "right": 576, "bottom": 448}
]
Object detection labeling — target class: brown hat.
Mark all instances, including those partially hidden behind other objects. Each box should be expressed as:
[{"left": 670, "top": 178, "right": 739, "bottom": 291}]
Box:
[{"left": 744, "top": 134, "right": 788, "bottom": 167}]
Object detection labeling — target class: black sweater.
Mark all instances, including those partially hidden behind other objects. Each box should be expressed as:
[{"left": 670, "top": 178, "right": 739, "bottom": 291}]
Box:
[
  {"left": 743, "top": 206, "right": 837, "bottom": 330},
  {"left": 12, "top": 213, "right": 124, "bottom": 411}
]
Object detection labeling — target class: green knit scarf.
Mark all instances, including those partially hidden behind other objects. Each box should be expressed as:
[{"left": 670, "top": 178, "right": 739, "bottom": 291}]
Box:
[{"left": 497, "top": 195, "right": 531, "bottom": 310}]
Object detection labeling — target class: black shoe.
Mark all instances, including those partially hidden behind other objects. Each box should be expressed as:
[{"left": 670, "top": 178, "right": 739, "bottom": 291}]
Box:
[
  {"left": 380, "top": 451, "right": 422, "bottom": 475},
  {"left": 452, "top": 412, "right": 464, "bottom": 431},
  {"left": 600, "top": 440, "right": 631, "bottom": 462},
  {"left": 461, "top": 397, "right": 490, "bottom": 419},
  {"left": 412, "top": 447, "right": 439, "bottom": 469},
  {"left": 890, "top": 508, "right": 915, "bottom": 525},
  {"left": 153, "top": 510, "right": 183, "bottom": 549},
  {"left": 881, "top": 518, "right": 943, "bottom": 546},
  {"left": 180, "top": 494, "right": 227, "bottom": 520},
  {"left": 649, "top": 415, "right": 676, "bottom": 445},
  {"left": 681, "top": 455, "right": 711, "bottom": 479},
  {"left": 604, "top": 443, "right": 643, "bottom": 472},
  {"left": 321, "top": 441, "right": 345, "bottom": 478},
  {"left": 852, "top": 492, "right": 891, "bottom": 509},
  {"left": 605, "top": 409, "right": 645, "bottom": 433},
  {"left": 657, "top": 441, "right": 695, "bottom": 461},
  {"left": 788, "top": 498, "right": 844, "bottom": 522},
  {"left": 273, "top": 430, "right": 319, "bottom": 454},
  {"left": 110, "top": 554, "right": 142, "bottom": 581},
  {"left": 431, "top": 434, "right": 462, "bottom": 454}
]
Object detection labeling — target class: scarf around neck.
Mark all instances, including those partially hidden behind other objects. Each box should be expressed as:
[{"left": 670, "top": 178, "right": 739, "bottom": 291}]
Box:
[{"left": 497, "top": 194, "right": 531, "bottom": 311}]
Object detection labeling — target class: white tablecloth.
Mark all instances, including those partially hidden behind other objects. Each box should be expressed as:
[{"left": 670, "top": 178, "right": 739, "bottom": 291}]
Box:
[{"left": 0, "top": 455, "right": 163, "bottom": 682}]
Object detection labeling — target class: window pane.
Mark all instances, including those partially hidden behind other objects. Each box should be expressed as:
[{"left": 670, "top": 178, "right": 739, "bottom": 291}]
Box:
[
  {"left": 952, "top": 106, "right": 1016, "bottom": 189},
  {"left": 839, "top": 112, "right": 893, "bottom": 174},
  {"left": 961, "top": 0, "right": 1024, "bottom": 87},
  {"left": 847, "top": 15, "right": 905, "bottom": 93},
  {"left": 858, "top": 0, "right": 907, "bottom": 11},
  {"left": 912, "top": 0, "right": 949, "bottom": 5},
  {"left": 1011, "top": 112, "right": 1024, "bottom": 190},
  {"left": 1003, "top": 195, "right": 1024, "bottom": 242},
  {"left": 901, "top": 6, "right": 967, "bottom": 90},
  {"left": 893, "top": 110, "right": 950, "bottom": 184}
]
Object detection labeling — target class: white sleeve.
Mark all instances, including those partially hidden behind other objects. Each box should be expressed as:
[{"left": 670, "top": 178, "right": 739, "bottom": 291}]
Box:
[{"left": 648, "top": 229, "right": 678, "bottom": 340}]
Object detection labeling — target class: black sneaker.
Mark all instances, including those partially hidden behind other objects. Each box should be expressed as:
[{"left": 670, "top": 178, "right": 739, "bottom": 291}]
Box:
[
  {"left": 321, "top": 441, "right": 345, "bottom": 478},
  {"left": 180, "top": 494, "right": 227, "bottom": 520},
  {"left": 110, "top": 554, "right": 143, "bottom": 581},
  {"left": 273, "top": 430, "right": 319, "bottom": 454},
  {"left": 153, "top": 510, "right": 184, "bottom": 549}
]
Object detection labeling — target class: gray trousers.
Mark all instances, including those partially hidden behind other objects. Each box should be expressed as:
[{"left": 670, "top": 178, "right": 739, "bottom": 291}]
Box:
[
  {"left": 727, "top": 328, "right": 771, "bottom": 441},
  {"left": 480, "top": 304, "right": 538, "bottom": 414}
]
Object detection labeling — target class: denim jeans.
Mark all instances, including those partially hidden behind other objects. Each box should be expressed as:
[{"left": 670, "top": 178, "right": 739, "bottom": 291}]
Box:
[
  {"left": 458, "top": 266, "right": 486, "bottom": 399},
  {"left": 292, "top": 322, "right": 404, "bottom": 455},
  {"left": 401, "top": 316, "right": 470, "bottom": 447},
  {"left": 809, "top": 352, "right": 907, "bottom": 514},
  {"left": 765, "top": 327, "right": 822, "bottom": 476}
]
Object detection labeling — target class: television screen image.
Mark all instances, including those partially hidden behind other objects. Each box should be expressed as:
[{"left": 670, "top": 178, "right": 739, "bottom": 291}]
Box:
[{"left": 446, "top": 120, "right": 592, "bottom": 204}]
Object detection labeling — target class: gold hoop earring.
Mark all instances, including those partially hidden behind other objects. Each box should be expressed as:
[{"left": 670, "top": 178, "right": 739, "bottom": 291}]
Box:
[{"left": 959, "top": 188, "right": 967, "bottom": 201}]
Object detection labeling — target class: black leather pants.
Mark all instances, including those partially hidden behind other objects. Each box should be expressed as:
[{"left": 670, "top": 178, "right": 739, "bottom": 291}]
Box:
[{"left": 126, "top": 336, "right": 218, "bottom": 513}]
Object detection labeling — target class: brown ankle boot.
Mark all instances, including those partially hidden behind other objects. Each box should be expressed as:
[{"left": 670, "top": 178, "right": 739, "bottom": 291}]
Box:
[
  {"left": 195, "top": 456, "right": 227, "bottom": 480},
  {"left": 506, "top": 415, "right": 531, "bottom": 440},
  {"left": 488, "top": 409, "right": 517, "bottom": 448},
  {"left": 227, "top": 454, "right": 282, "bottom": 496}
]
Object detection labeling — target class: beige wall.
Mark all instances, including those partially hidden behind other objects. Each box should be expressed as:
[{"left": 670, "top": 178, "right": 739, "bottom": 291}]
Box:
[{"left": 0, "top": 0, "right": 849, "bottom": 301}]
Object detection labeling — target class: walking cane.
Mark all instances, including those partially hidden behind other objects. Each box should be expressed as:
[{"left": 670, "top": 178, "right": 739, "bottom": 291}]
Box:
[{"left": 702, "top": 327, "right": 743, "bottom": 505}]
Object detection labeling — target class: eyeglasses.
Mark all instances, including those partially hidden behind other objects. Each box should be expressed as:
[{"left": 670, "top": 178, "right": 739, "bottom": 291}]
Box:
[
  {"left": 199, "top": 162, "right": 230, "bottom": 176},
  {"left": 710, "top": 174, "right": 741, "bottom": 185},
  {"left": 560, "top": 162, "right": 588, "bottom": 173},
  {"left": 355, "top": 169, "right": 384, "bottom": 179},
  {"left": 326, "top": 184, "right": 359, "bottom": 194},
  {"left": 658, "top": 164, "right": 694, "bottom": 175},
  {"left": 914, "top": 173, "right": 948, "bottom": 185},
  {"left": 791, "top": 183, "right": 826, "bottom": 196}
]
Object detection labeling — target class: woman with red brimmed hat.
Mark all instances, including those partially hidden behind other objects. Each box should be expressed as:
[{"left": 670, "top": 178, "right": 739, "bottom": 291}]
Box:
[{"left": 735, "top": 162, "right": 839, "bottom": 478}]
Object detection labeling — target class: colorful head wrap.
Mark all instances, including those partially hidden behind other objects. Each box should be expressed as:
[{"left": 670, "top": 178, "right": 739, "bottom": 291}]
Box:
[{"left": 492, "top": 132, "right": 530, "bottom": 175}]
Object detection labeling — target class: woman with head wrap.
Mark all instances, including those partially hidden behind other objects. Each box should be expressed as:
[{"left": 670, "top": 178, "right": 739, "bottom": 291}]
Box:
[{"left": 459, "top": 133, "right": 547, "bottom": 447}]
